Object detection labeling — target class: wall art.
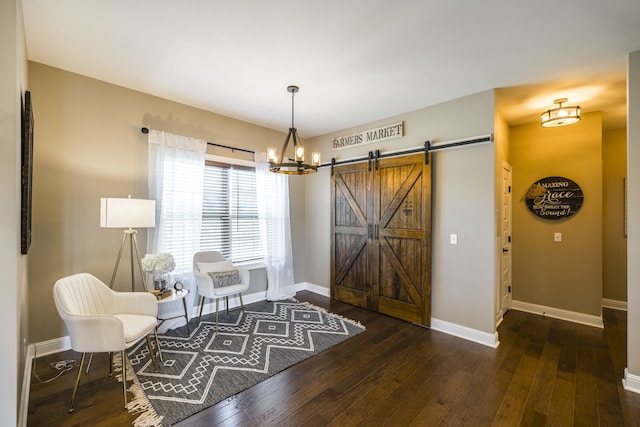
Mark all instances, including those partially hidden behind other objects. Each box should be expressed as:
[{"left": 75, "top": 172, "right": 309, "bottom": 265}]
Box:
[{"left": 525, "top": 176, "right": 583, "bottom": 220}]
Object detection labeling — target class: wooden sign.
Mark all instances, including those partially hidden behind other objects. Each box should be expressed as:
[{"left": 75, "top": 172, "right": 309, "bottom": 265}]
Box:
[
  {"left": 525, "top": 176, "right": 583, "bottom": 219},
  {"left": 332, "top": 122, "right": 403, "bottom": 150}
]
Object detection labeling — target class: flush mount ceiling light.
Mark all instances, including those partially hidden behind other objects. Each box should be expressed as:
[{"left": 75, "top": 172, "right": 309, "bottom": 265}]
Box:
[
  {"left": 540, "top": 98, "right": 581, "bottom": 128},
  {"left": 267, "top": 85, "right": 320, "bottom": 175}
]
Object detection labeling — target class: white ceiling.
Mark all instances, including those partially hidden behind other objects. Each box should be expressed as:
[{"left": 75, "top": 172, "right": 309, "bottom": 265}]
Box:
[{"left": 22, "top": 0, "right": 640, "bottom": 136}]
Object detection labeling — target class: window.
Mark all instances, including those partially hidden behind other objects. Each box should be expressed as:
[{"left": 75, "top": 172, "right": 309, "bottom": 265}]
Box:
[{"left": 200, "top": 158, "right": 262, "bottom": 263}]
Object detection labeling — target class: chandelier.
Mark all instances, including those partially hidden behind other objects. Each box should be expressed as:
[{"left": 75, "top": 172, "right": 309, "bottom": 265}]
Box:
[
  {"left": 540, "top": 98, "right": 581, "bottom": 128},
  {"left": 267, "top": 85, "right": 320, "bottom": 174}
]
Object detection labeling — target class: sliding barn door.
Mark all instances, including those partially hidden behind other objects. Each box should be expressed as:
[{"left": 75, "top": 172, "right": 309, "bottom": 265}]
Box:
[
  {"left": 374, "top": 154, "right": 431, "bottom": 325},
  {"left": 331, "top": 160, "right": 373, "bottom": 309},
  {"left": 331, "top": 153, "right": 431, "bottom": 326}
]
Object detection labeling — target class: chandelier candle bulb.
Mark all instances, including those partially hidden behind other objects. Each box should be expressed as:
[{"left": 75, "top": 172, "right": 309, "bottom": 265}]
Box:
[
  {"left": 295, "top": 146, "right": 304, "bottom": 162},
  {"left": 312, "top": 152, "right": 321, "bottom": 166},
  {"left": 267, "top": 147, "right": 278, "bottom": 163}
]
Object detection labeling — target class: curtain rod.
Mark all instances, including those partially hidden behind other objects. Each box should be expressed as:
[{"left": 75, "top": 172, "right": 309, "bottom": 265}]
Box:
[{"left": 141, "top": 127, "right": 255, "bottom": 155}]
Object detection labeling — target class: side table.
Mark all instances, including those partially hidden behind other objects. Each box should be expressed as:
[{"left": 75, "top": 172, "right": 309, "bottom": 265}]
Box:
[{"left": 157, "top": 289, "right": 191, "bottom": 334}]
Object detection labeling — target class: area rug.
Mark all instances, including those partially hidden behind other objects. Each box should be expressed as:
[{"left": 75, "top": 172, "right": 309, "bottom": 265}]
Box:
[{"left": 125, "top": 299, "right": 366, "bottom": 426}]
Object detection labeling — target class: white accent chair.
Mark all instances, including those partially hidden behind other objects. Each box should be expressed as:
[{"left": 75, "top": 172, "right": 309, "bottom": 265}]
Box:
[
  {"left": 53, "top": 273, "right": 160, "bottom": 412},
  {"left": 193, "top": 251, "right": 250, "bottom": 333}
]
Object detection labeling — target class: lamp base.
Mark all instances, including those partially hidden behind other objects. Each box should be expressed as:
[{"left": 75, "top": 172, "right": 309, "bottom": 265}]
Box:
[{"left": 108, "top": 229, "right": 148, "bottom": 291}]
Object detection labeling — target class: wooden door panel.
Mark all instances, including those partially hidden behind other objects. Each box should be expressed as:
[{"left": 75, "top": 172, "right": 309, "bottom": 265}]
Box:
[
  {"left": 334, "top": 233, "right": 369, "bottom": 293},
  {"left": 331, "top": 163, "right": 372, "bottom": 309},
  {"left": 379, "top": 237, "right": 423, "bottom": 303},
  {"left": 334, "top": 173, "right": 368, "bottom": 228},
  {"left": 379, "top": 164, "right": 424, "bottom": 230},
  {"left": 375, "top": 154, "right": 431, "bottom": 326},
  {"left": 378, "top": 298, "right": 422, "bottom": 324}
]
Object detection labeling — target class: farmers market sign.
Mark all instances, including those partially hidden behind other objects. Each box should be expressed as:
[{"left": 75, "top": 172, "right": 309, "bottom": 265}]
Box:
[{"left": 332, "top": 122, "right": 403, "bottom": 150}]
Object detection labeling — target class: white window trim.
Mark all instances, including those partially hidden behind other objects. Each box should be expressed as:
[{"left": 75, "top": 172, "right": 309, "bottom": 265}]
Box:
[{"left": 205, "top": 153, "right": 255, "bottom": 168}]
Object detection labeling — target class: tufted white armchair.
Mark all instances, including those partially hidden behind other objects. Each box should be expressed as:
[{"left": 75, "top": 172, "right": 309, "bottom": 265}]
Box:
[
  {"left": 193, "top": 251, "right": 250, "bottom": 333},
  {"left": 53, "top": 272, "right": 160, "bottom": 412}
]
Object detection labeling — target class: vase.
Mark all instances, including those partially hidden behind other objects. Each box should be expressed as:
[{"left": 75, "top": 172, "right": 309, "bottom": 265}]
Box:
[{"left": 154, "top": 275, "right": 167, "bottom": 291}]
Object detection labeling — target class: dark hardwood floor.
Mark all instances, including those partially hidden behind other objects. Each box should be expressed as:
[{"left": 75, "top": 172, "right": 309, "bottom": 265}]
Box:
[{"left": 28, "top": 291, "right": 640, "bottom": 426}]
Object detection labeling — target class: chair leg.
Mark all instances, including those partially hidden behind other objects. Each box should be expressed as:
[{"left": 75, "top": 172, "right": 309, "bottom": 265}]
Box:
[
  {"left": 85, "top": 352, "right": 93, "bottom": 374},
  {"left": 69, "top": 352, "right": 87, "bottom": 413},
  {"left": 146, "top": 335, "right": 158, "bottom": 372},
  {"left": 215, "top": 298, "right": 220, "bottom": 335},
  {"left": 122, "top": 350, "right": 128, "bottom": 407},
  {"left": 109, "top": 352, "right": 113, "bottom": 377},
  {"left": 239, "top": 293, "right": 245, "bottom": 315},
  {"left": 198, "top": 295, "right": 206, "bottom": 325},
  {"left": 154, "top": 328, "right": 163, "bottom": 363},
  {"left": 181, "top": 296, "right": 190, "bottom": 335},
  {"left": 225, "top": 296, "right": 229, "bottom": 315}
]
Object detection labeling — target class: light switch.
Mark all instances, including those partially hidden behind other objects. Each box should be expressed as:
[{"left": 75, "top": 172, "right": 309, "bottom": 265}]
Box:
[
  {"left": 450, "top": 234, "right": 458, "bottom": 244},
  {"left": 554, "top": 232, "right": 562, "bottom": 242}
]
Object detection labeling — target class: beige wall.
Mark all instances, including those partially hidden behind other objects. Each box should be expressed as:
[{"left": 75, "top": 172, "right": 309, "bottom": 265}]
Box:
[
  {"left": 603, "top": 128, "right": 627, "bottom": 302},
  {"left": 510, "top": 112, "right": 603, "bottom": 317},
  {"left": 306, "top": 90, "right": 498, "bottom": 335},
  {"left": 1, "top": 0, "right": 28, "bottom": 423},
  {"left": 28, "top": 63, "right": 287, "bottom": 343}
]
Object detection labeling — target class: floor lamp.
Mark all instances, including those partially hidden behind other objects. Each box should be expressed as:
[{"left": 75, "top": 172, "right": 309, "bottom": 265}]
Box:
[{"left": 100, "top": 196, "right": 156, "bottom": 292}]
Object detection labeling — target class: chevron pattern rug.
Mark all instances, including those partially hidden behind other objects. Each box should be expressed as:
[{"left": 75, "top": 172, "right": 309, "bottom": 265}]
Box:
[{"left": 125, "top": 299, "right": 366, "bottom": 426}]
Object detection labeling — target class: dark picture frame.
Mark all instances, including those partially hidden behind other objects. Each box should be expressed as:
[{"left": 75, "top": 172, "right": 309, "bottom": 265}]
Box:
[{"left": 21, "top": 90, "right": 34, "bottom": 255}]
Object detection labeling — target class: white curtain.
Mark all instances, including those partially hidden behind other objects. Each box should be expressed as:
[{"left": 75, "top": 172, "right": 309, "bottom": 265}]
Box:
[
  {"left": 255, "top": 152, "right": 296, "bottom": 301},
  {"left": 148, "top": 130, "right": 206, "bottom": 327}
]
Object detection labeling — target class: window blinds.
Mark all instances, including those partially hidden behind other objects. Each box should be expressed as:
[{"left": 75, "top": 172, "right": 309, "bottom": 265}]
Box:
[{"left": 201, "top": 161, "right": 262, "bottom": 263}]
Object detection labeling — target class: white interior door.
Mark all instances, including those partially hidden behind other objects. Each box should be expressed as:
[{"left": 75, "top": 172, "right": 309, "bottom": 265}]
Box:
[{"left": 498, "top": 161, "right": 513, "bottom": 323}]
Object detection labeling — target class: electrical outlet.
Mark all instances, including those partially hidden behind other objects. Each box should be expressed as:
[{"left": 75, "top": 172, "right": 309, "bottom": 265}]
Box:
[
  {"left": 450, "top": 234, "right": 458, "bottom": 245},
  {"left": 554, "top": 232, "right": 562, "bottom": 242}
]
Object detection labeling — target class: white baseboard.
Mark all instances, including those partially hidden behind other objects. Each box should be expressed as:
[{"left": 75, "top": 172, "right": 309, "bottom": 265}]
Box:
[
  {"left": 602, "top": 298, "right": 627, "bottom": 311},
  {"left": 512, "top": 300, "right": 604, "bottom": 328},
  {"left": 296, "top": 282, "right": 503, "bottom": 349},
  {"left": 430, "top": 318, "right": 500, "bottom": 348},
  {"left": 18, "top": 344, "right": 36, "bottom": 427},
  {"left": 623, "top": 368, "right": 640, "bottom": 394},
  {"left": 33, "top": 336, "right": 72, "bottom": 356},
  {"left": 20, "top": 338, "right": 73, "bottom": 427},
  {"left": 296, "top": 281, "right": 330, "bottom": 297}
]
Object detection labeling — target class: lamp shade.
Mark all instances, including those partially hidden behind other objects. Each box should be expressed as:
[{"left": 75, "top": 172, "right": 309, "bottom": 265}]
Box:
[{"left": 100, "top": 197, "right": 156, "bottom": 228}]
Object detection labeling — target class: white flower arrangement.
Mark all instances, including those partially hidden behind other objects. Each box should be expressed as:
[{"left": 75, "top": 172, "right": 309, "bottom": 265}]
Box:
[{"left": 141, "top": 253, "right": 176, "bottom": 274}]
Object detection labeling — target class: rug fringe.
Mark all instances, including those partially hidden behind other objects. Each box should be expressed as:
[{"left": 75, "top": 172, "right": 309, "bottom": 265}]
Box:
[
  {"left": 113, "top": 352, "right": 165, "bottom": 426},
  {"left": 296, "top": 300, "right": 366, "bottom": 330}
]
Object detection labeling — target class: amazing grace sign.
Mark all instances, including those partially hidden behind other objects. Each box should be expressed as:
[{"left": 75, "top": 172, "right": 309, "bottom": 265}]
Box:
[{"left": 525, "top": 176, "right": 583, "bottom": 220}]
